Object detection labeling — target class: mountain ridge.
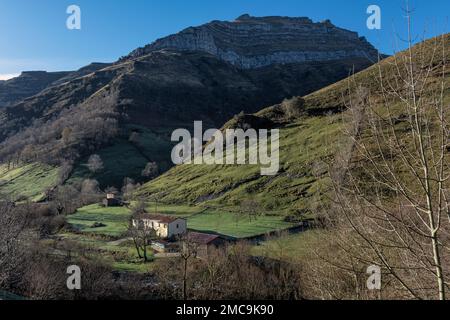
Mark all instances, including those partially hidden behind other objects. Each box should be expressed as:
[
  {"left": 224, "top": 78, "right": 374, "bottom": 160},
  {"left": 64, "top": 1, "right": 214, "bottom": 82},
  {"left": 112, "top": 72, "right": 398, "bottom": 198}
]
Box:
[
  {"left": 124, "top": 14, "right": 380, "bottom": 69},
  {"left": 0, "top": 63, "right": 111, "bottom": 109},
  {"left": 0, "top": 15, "right": 382, "bottom": 197},
  {"left": 134, "top": 33, "right": 450, "bottom": 216}
]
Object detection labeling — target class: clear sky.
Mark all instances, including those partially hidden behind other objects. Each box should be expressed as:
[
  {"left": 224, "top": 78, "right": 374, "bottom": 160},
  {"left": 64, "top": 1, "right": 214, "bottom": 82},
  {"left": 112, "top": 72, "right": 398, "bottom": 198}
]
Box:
[{"left": 0, "top": 0, "right": 449, "bottom": 80}]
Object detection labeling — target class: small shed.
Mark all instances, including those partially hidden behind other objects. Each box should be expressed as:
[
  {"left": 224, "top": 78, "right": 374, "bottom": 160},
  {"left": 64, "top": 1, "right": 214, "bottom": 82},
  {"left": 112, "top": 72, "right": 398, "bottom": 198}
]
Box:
[
  {"left": 187, "top": 232, "right": 225, "bottom": 258},
  {"left": 151, "top": 239, "right": 179, "bottom": 253},
  {"left": 103, "top": 193, "right": 121, "bottom": 207}
]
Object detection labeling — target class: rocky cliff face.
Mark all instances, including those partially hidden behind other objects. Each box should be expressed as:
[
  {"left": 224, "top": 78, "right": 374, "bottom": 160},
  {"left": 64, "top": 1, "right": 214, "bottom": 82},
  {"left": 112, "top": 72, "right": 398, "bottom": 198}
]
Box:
[
  {"left": 126, "top": 14, "right": 379, "bottom": 69},
  {"left": 0, "top": 15, "right": 381, "bottom": 188}
]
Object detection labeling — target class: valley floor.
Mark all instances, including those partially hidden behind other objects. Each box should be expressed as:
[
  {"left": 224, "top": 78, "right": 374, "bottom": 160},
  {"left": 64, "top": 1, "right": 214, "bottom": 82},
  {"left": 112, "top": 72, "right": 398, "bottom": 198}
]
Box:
[{"left": 64, "top": 202, "right": 303, "bottom": 272}]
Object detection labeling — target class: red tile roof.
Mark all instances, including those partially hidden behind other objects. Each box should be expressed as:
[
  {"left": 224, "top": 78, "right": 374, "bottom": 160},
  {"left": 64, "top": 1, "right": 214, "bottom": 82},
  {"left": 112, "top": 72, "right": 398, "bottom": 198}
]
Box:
[
  {"left": 188, "top": 232, "right": 220, "bottom": 245},
  {"left": 139, "top": 214, "right": 183, "bottom": 224}
]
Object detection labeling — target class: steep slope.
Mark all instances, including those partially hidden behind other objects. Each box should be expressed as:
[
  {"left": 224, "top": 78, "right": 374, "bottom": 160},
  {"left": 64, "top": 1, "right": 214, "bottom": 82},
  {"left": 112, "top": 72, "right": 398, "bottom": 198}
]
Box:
[
  {"left": 0, "top": 63, "right": 110, "bottom": 110},
  {"left": 0, "top": 71, "right": 71, "bottom": 109},
  {"left": 0, "top": 163, "right": 58, "bottom": 202},
  {"left": 0, "top": 15, "right": 381, "bottom": 192},
  {"left": 135, "top": 33, "right": 450, "bottom": 217},
  {"left": 51, "top": 63, "right": 111, "bottom": 86},
  {"left": 125, "top": 14, "right": 379, "bottom": 68}
]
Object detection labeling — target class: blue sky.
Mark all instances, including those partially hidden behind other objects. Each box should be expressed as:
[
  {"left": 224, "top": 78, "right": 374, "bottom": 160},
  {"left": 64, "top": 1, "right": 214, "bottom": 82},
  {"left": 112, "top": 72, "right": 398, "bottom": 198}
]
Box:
[{"left": 0, "top": 0, "right": 449, "bottom": 79}]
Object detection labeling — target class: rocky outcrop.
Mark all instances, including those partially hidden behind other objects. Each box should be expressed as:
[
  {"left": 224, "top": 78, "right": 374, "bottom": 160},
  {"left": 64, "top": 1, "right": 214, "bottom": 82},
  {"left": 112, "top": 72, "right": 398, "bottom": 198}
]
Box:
[
  {"left": 125, "top": 14, "right": 379, "bottom": 69},
  {"left": 0, "top": 15, "right": 381, "bottom": 187}
]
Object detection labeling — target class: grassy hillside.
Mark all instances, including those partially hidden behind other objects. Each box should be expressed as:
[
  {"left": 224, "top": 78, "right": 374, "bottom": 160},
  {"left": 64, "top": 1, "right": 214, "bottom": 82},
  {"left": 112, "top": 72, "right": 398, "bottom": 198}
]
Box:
[
  {"left": 0, "top": 163, "right": 59, "bottom": 201},
  {"left": 251, "top": 230, "right": 322, "bottom": 262},
  {"left": 135, "top": 34, "right": 450, "bottom": 218},
  {"left": 67, "top": 203, "right": 294, "bottom": 239},
  {"left": 0, "top": 23, "right": 377, "bottom": 195},
  {"left": 68, "top": 125, "right": 174, "bottom": 188},
  {"left": 135, "top": 115, "right": 342, "bottom": 217},
  {"left": 0, "top": 125, "right": 174, "bottom": 200}
]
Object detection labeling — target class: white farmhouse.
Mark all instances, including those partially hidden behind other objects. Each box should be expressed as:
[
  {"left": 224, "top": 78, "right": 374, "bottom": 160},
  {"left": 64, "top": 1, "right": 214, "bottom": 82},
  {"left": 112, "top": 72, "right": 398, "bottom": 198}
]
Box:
[{"left": 132, "top": 214, "right": 187, "bottom": 239}]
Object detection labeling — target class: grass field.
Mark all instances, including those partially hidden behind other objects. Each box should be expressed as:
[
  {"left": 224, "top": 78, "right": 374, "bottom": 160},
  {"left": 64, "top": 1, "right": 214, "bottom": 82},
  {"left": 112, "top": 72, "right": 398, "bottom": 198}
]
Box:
[
  {"left": 251, "top": 229, "right": 322, "bottom": 262},
  {"left": 65, "top": 202, "right": 296, "bottom": 272},
  {"left": 187, "top": 210, "right": 294, "bottom": 238},
  {"left": 133, "top": 36, "right": 450, "bottom": 218},
  {"left": 135, "top": 115, "right": 342, "bottom": 217},
  {"left": 0, "top": 163, "right": 59, "bottom": 202},
  {"left": 67, "top": 204, "right": 131, "bottom": 237},
  {"left": 60, "top": 232, "right": 155, "bottom": 273},
  {"left": 67, "top": 203, "right": 295, "bottom": 239}
]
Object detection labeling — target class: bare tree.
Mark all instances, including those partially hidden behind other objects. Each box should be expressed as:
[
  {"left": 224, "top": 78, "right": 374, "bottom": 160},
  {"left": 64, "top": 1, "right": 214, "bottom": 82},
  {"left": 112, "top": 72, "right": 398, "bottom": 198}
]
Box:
[
  {"left": 57, "top": 160, "right": 73, "bottom": 185},
  {"left": 0, "top": 201, "right": 30, "bottom": 289},
  {"left": 325, "top": 21, "right": 449, "bottom": 299},
  {"left": 87, "top": 154, "right": 104, "bottom": 174},
  {"left": 128, "top": 200, "right": 156, "bottom": 262},
  {"left": 142, "top": 162, "right": 159, "bottom": 179},
  {"left": 282, "top": 96, "right": 305, "bottom": 119},
  {"left": 80, "top": 179, "right": 101, "bottom": 204},
  {"left": 240, "top": 199, "right": 262, "bottom": 222},
  {"left": 122, "top": 177, "right": 139, "bottom": 201},
  {"left": 129, "top": 131, "right": 140, "bottom": 145},
  {"left": 61, "top": 127, "right": 72, "bottom": 146},
  {"left": 127, "top": 223, "right": 156, "bottom": 262},
  {"left": 180, "top": 235, "right": 199, "bottom": 300}
]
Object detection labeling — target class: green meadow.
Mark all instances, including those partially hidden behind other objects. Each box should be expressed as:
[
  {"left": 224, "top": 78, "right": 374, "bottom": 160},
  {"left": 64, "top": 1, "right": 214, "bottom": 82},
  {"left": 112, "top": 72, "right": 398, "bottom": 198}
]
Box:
[
  {"left": 60, "top": 232, "right": 155, "bottom": 273},
  {"left": 135, "top": 115, "right": 342, "bottom": 216},
  {"left": 251, "top": 229, "right": 322, "bottom": 262},
  {"left": 0, "top": 163, "right": 59, "bottom": 202},
  {"left": 67, "top": 203, "right": 295, "bottom": 239}
]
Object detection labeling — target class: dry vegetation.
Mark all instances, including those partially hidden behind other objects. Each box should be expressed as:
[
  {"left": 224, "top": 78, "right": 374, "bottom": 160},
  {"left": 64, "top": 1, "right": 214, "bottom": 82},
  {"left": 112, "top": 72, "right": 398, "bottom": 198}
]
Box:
[
  {"left": 1, "top": 19, "right": 449, "bottom": 301},
  {"left": 300, "top": 29, "right": 450, "bottom": 300}
]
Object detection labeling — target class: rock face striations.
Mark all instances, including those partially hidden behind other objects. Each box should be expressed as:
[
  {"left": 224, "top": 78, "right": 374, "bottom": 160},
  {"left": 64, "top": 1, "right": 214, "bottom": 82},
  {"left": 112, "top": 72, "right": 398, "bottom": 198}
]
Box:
[{"left": 126, "top": 14, "right": 380, "bottom": 69}]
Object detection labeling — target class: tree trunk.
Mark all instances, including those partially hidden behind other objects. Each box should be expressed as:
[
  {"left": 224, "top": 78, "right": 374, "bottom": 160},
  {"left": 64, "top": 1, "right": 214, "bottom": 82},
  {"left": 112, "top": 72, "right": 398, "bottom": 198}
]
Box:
[{"left": 183, "top": 258, "right": 188, "bottom": 300}]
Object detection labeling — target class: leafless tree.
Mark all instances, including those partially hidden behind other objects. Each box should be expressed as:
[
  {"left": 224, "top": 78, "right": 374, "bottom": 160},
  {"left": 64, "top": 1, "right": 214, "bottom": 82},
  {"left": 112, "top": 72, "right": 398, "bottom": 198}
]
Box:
[
  {"left": 61, "top": 127, "right": 72, "bottom": 146},
  {"left": 180, "top": 235, "right": 199, "bottom": 300},
  {"left": 80, "top": 179, "right": 101, "bottom": 204},
  {"left": 57, "top": 160, "right": 73, "bottom": 185},
  {"left": 141, "top": 162, "right": 159, "bottom": 179},
  {"left": 324, "top": 20, "right": 449, "bottom": 299},
  {"left": 282, "top": 96, "right": 305, "bottom": 119},
  {"left": 87, "top": 154, "right": 104, "bottom": 174},
  {"left": 0, "top": 201, "right": 30, "bottom": 290},
  {"left": 128, "top": 201, "right": 156, "bottom": 262},
  {"left": 240, "top": 199, "right": 262, "bottom": 222},
  {"left": 129, "top": 131, "right": 140, "bottom": 145},
  {"left": 122, "top": 177, "right": 139, "bottom": 201}
]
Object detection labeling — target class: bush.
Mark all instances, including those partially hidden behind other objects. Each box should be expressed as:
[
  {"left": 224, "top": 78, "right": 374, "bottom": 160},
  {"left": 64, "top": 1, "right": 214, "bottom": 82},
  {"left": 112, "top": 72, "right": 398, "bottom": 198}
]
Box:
[{"left": 282, "top": 97, "right": 305, "bottom": 119}]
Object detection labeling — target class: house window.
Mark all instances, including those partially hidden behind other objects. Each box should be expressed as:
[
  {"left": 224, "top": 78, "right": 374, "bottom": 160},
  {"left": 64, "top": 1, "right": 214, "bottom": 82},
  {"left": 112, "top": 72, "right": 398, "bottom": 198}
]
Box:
[{"left": 176, "top": 224, "right": 179, "bottom": 229}]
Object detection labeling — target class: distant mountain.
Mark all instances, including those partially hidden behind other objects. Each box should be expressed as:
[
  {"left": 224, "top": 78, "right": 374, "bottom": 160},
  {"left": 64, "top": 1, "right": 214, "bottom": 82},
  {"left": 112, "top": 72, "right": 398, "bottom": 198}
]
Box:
[
  {"left": 135, "top": 34, "right": 450, "bottom": 217},
  {"left": 125, "top": 14, "right": 379, "bottom": 68},
  {"left": 0, "top": 15, "right": 381, "bottom": 193},
  {"left": 0, "top": 71, "right": 71, "bottom": 109},
  {"left": 51, "top": 63, "right": 112, "bottom": 86},
  {"left": 0, "top": 63, "right": 111, "bottom": 109}
]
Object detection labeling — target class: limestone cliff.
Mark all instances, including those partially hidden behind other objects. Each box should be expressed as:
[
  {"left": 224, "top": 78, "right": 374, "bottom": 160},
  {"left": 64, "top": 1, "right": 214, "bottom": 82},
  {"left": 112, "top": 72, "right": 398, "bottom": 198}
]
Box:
[{"left": 125, "top": 14, "right": 379, "bottom": 69}]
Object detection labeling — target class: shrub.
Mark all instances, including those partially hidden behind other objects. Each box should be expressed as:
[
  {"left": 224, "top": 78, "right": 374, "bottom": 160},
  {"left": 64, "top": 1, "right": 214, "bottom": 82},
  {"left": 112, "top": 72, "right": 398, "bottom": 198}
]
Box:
[{"left": 282, "top": 97, "right": 305, "bottom": 119}]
